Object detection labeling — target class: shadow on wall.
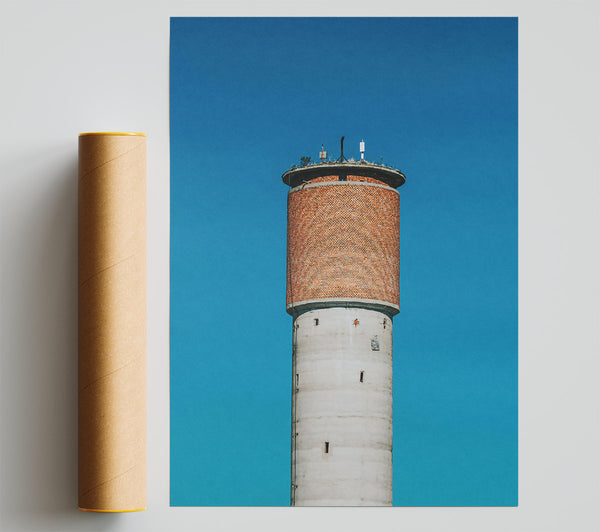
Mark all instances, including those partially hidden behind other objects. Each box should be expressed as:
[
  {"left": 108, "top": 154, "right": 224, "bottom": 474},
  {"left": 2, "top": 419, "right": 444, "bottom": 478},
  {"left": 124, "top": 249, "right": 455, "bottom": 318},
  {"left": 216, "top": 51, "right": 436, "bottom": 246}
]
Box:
[{"left": 0, "top": 145, "right": 118, "bottom": 530}]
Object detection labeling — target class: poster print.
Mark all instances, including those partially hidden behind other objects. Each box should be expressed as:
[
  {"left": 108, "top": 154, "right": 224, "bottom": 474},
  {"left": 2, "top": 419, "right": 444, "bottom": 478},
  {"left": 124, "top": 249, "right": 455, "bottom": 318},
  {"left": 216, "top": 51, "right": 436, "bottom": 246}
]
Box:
[{"left": 170, "top": 17, "right": 517, "bottom": 506}]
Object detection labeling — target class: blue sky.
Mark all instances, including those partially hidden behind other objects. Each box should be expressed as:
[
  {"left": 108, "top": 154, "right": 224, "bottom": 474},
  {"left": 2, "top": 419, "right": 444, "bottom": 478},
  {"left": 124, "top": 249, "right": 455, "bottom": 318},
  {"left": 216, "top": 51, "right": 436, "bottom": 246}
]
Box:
[{"left": 170, "top": 17, "right": 517, "bottom": 506}]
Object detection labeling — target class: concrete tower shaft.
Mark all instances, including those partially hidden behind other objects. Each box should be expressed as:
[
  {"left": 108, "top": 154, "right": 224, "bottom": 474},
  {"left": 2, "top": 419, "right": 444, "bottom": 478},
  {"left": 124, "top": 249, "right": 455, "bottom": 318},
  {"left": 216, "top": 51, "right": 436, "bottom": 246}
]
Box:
[
  {"left": 291, "top": 307, "right": 393, "bottom": 506},
  {"left": 283, "top": 159, "right": 405, "bottom": 507}
]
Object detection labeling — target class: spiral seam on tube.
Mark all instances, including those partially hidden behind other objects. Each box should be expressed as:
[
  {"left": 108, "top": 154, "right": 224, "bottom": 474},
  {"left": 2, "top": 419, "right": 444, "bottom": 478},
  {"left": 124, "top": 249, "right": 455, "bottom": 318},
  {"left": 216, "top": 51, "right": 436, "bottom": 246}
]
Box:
[
  {"left": 78, "top": 464, "right": 137, "bottom": 498},
  {"left": 78, "top": 252, "right": 138, "bottom": 288},
  {"left": 78, "top": 357, "right": 139, "bottom": 393},
  {"left": 78, "top": 140, "right": 145, "bottom": 182}
]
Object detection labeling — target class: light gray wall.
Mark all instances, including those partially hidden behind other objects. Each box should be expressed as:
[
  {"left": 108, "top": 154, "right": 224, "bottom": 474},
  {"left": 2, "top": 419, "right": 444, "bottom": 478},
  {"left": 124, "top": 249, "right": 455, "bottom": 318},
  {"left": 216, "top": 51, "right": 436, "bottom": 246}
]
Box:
[{"left": 1, "top": 1, "right": 598, "bottom": 531}]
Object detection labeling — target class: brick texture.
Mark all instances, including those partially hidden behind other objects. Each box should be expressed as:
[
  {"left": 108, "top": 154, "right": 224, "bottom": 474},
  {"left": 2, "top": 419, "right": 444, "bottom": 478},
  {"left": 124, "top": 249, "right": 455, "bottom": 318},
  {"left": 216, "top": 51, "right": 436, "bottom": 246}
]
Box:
[
  {"left": 305, "top": 174, "right": 391, "bottom": 185},
  {"left": 286, "top": 181, "right": 399, "bottom": 310}
]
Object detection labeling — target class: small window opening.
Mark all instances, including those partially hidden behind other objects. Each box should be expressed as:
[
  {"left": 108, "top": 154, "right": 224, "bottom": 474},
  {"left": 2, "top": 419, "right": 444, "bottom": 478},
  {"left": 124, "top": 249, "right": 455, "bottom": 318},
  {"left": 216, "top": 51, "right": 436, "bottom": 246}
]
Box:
[
  {"left": 295, "top": 374, "right": 299, "bottom": 387},
  {"left": 313, "top": 318, "right": 319, "bottom": 326},
  {"left": 371, "top": 338, "right": 380, "bottom": 351},
  {"left": 339, "top": 175, "right": 347, "bottom": 181},
  {"left": 383, "top": 318, "right": 387, "bottom": 329},
  {"left": 360, "top": 371, "right": 364, "bottom": 383},
  {"left": 353, "top": 318, "right": 360, "bottom": 327},
  {"left": 324, "top": 441, "right": 329, "bottom": 454}
]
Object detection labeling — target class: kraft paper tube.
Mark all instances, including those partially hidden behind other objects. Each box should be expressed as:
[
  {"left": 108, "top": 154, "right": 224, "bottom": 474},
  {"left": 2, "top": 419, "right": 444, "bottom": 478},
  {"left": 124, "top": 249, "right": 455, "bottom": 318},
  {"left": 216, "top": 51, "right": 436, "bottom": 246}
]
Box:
[{"left": 78, "top": 132, "right": 146, "bottom": 512}]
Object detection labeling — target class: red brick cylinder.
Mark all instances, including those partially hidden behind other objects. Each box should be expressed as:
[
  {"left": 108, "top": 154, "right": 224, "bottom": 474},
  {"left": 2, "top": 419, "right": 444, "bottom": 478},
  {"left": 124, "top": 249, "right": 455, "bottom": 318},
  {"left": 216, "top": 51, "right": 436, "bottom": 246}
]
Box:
[{"left": 284, "top": 163, "right": 404, "bottom": 316}]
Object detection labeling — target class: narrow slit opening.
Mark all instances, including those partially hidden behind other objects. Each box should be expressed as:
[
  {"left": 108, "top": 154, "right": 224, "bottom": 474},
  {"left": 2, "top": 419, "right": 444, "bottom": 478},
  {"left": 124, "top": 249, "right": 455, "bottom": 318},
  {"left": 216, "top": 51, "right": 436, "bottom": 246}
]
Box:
[
  {"left": 324, "top": 441, "right": 329, "bottom": 454},
  {"left": 360, "top": 371, "right": 364, "bottom": 383}
]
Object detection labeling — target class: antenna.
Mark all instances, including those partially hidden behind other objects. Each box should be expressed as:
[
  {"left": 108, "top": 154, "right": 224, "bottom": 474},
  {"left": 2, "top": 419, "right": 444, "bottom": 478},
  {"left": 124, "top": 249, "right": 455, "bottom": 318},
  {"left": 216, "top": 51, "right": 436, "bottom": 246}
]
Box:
[
  {"left": 360, "top": 139, "right": 365, "bottom": 160},
  {"left": 338, "top": 136, "right": 347, "bottom": 162},
  {"left": 319, "top": 143, "right": 327, "bottom": 161}
]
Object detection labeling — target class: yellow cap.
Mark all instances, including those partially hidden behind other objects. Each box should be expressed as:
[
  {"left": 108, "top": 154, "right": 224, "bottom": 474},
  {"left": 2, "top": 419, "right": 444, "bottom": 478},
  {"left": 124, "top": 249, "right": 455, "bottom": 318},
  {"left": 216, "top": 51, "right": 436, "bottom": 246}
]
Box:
[
  {"left": 78, "top": 506, "right": 147, "bottom": 513},
  {"left": 79, "top": 132, "right": 147, "bottom": 137}
]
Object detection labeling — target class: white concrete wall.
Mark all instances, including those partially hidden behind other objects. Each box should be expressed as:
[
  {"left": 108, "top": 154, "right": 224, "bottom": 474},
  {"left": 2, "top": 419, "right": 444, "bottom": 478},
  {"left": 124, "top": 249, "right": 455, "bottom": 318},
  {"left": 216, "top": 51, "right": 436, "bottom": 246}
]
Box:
[{"left": 291, "top": 307, "right": 393, "bottom": 506}]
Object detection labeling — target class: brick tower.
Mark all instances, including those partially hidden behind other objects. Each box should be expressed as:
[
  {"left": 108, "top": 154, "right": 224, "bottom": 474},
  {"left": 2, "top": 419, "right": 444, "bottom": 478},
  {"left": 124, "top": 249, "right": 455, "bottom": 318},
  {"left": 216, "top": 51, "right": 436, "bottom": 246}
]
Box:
[{"left": 283, "top": 142, "right": 405, "bottom": 506}]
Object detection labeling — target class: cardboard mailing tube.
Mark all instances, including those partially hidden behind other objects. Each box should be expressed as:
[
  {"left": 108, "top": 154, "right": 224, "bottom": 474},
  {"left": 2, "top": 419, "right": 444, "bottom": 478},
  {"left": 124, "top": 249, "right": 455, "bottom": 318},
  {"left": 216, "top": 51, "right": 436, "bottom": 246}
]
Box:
[{"left": 78, "top": 132, "right": 146, "bottom": 512}]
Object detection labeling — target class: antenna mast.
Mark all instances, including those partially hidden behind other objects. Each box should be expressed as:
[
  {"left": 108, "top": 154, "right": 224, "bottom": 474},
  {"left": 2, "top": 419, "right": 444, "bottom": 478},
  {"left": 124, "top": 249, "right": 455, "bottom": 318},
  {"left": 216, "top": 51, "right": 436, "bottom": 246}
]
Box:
[
  {"left": 338, "top": 136, "right": 346, "bottom": 162},
  {"left": 319, "top": 143, "right": 327, "bottom": 161}
]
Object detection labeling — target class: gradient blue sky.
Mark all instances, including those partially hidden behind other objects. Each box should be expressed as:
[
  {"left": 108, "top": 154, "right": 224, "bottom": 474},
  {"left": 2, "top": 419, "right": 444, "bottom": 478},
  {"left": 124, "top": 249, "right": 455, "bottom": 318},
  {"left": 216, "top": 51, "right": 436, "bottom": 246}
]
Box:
[{"left": 170, "top": 17, "right": 517, "bottom": 506}]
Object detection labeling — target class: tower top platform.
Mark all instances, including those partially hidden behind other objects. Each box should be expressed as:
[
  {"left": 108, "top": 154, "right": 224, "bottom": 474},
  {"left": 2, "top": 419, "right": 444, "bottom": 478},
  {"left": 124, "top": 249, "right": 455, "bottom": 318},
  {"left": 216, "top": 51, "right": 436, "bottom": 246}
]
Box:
[{"left": 282, "top": 160, "right": 406, "bottom": 189}]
